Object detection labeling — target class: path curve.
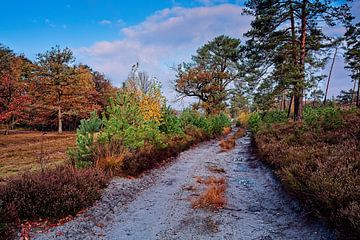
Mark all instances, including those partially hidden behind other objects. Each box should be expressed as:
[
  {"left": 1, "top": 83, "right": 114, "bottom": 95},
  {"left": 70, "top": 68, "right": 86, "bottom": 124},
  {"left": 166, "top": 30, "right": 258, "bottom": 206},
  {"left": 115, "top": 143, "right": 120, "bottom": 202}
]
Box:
[{"left": 32, "top": 132, "right": 335, "bottom": 240}]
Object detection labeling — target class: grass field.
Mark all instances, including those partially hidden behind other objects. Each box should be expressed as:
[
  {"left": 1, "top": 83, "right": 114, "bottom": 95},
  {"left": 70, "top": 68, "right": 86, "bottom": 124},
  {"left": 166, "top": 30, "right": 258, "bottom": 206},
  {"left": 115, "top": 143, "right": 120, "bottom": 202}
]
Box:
[{"left": 0, "top": 131, "right": 76, "bottom": 179}]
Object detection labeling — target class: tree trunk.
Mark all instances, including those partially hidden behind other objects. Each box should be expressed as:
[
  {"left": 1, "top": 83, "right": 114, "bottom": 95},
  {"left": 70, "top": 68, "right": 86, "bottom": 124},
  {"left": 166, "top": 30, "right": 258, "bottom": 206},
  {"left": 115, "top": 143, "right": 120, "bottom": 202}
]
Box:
[
  {"left": 58, "top": 106, "right": 63, "bottom": 133},
  {"left": 293, "top": 94, "right": 301, "bottom": 121},
  {"left": 294, "top": 0, "right": 307, "bottom": 122},
  {"left": 287, "top": 95, "right": 294, "bottom": 119},
  {"left": 323, "top": 47, "right": 337, "bottom": 105},
  {"left": 351, "top": 79, "right": 357, "bottom": 105},
  {"left": 357, "top": 78, "right": 360, "bottom": 108}
]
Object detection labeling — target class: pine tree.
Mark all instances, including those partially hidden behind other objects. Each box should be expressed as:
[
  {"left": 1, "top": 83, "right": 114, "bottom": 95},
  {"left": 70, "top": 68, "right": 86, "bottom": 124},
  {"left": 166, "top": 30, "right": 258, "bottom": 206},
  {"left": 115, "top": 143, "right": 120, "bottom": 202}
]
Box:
[
  {"left": 344, "top": 22, "right": 360, "bottom": 107},
  {"left": 243, "top": 0, "right": 353, "bottom": 120},
  {"left": 175, "top": 35, "right": 243, "bottom": 114}
]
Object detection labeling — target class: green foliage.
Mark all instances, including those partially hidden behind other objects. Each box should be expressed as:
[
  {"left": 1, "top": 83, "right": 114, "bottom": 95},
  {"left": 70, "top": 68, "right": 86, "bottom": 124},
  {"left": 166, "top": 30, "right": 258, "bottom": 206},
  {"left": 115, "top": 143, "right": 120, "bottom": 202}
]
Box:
[
  {"left": 180, "top": 109, "right": 230, "bottom": 136},
  {"left": 159, "top": 106, "right": 183, "bottom": 135},
  {"left": 249, "top": 106, "right": 344, "bottom": 133},
  {"left": 175, "top": 35, "right": 243, "bottom": 114},
  {"left": 248, "top": 112, "right": 262, "bottom": 133},
  {"left": 208, "top": 113, "right": 231, "bottom": 136},
  {"left": 303, "top": 106, "right": 343, "bottom": 130},
  {"left": 68, "top": 112, "right": 102, "bottom": 168},
  {"left": 262, "top": 109, "right": 287, "bottom": 124}
]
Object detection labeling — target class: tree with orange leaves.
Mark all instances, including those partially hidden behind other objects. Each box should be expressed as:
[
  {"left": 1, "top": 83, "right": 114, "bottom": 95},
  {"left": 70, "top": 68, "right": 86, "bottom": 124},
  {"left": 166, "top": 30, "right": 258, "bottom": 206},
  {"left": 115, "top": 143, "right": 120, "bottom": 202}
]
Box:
[{"left": 175, "top": 35, "right": 243, "bottom": 115}]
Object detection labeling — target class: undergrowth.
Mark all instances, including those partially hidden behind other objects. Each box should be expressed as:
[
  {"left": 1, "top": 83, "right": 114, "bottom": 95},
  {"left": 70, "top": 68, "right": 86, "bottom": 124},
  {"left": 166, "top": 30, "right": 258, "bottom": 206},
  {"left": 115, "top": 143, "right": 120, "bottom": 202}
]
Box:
[{"left": 251, "top": 106, "right": 360, "bottom": 238}]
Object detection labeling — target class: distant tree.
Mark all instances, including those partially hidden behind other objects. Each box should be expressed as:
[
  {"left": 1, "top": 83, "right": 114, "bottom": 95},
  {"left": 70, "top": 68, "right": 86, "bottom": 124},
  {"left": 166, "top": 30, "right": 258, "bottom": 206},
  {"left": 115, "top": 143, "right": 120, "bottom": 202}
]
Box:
[
  {"left": 344, "top": 22, "right": 360, "bottom": 107},
  {"left": 175, "top": 35, "right": 243, "bottom": 114},
  {"left": 337, "top": 89, "right": 355, "bottom": 105},
  {"left": 92, "top": 70, "right": 117, "bottom": 109},
  {"left": 310, "top": 88, "right": 324, "bottom": 107},
  {"left": 229, "top": 93, "right": 249, "bottom": 118},
  {"left": 34, "top": 46, "right": 101, "bottom": 133},
  {"left": 0, "top": 44, "right": 33, "bottom": 133},
  {"left": 123, "top": 64, "right": 164, "bottom": 123},
  {"left": 243, "top": 0, "right": 353, "bottom": 120}
]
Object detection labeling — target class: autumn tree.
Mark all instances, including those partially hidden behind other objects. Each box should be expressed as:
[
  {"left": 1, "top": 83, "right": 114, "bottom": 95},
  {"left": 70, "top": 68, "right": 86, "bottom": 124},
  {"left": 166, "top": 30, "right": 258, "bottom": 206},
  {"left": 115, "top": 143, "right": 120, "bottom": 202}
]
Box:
[
  {"left": 243, "top": 0, "right": 352, "bottom": 120},
  {"left": 175, "top": 35, "right": 243, "bottom": 115},
  {"left": 0, "top": 44, "right": 33, "bottom": 132},
  {"left": 92, "top": 70, "right": 117, "bottom": 109},
  {"left": 33, "top": 46, "right": 101, "bottom": 133},
  {"left": 344, "top": 22, "right": 360, "bottom": 107},
  {"left": 124, "top": 64, "right": 164, "bottom": 123}
]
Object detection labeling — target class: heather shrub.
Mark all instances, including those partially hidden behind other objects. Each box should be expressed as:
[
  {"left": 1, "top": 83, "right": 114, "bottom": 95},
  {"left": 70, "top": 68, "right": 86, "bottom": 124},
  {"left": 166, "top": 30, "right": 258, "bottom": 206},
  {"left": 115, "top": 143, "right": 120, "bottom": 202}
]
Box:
[
  {"left": 254, "top": 109, "right": 360, "bottom": 237},
  {"left": 320, "top": 106, "right": 343, "bottom": 130},
  {"left": 0, "top": 166, "right": 109, "bottom": 220},
  {"left": 0, "top": 201, "right": 18, "bottom": 240}
]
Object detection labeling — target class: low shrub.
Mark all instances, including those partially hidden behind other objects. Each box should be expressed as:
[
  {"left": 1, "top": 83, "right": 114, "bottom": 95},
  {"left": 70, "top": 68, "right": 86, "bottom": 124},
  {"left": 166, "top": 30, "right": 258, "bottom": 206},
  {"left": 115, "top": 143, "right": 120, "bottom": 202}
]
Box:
[
  {"left": 303, "top": 106, "right": 343, "bottom": 131},
  {"left": 254, "top": 109, "right": 360, "bottom": 237},
  {"left": 262, "top": 109, "right": 287, "bottom": 125},
  {"left": 0, "top": 166, "right": 109, "bottom": 222},
  {"left": 236, "top": 111, "right": 250, "bottom": 127},
  {"left": 248, "top": 112, "right": 262, "bottom": 133},
  {"left": 0, "top": 201, "right": 18, "bottom": 240},
  {"left": 208, "top": 113, "right": 231, "bottom": 136}
]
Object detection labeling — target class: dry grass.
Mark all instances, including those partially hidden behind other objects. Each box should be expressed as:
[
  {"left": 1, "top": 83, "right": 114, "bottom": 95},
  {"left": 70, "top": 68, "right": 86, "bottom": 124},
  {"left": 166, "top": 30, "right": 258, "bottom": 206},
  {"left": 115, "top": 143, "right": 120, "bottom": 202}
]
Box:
[
  {"left": 0, "top": 131, "right": 76, "bottom": 178},
  {"left": 222, "top": 127, "right": 232, "bottom": 135},
  {"left": 219, "top": 138, "right": 236, "bottom": 151},
  {"left": 219, "top": 128, "right": 246, "bottom": 151},
  {"left": 192, "top": 176, "right": 227, "bottom": 210},
  {"left": 233, "top": 128, "right": 246, "bottom": 139}
]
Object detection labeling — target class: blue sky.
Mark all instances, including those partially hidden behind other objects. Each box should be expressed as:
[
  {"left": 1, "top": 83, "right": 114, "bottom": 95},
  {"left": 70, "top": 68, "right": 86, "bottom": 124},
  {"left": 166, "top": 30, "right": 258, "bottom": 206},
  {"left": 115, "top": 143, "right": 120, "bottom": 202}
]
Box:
[{"left": 1, "top": 0, "right": 359, "bottom": 107}]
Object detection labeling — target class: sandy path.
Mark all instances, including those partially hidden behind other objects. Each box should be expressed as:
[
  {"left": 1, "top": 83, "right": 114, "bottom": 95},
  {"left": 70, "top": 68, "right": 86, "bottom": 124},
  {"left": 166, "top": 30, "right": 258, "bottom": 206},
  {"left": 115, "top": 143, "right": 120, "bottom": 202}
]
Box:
[{"left": 32, "top": 132, "right": 335, "bottom": 240}]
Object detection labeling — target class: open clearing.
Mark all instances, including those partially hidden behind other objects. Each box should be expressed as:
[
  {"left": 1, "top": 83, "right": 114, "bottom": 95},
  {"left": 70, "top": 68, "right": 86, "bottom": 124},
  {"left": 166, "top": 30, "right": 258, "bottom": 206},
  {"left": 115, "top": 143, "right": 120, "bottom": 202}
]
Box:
[
  {"left": 0, "top": 131, "right": 76, "bottom": 178},
  {"left": 31, "top": 132, "right": 334, "bottom": 240}
]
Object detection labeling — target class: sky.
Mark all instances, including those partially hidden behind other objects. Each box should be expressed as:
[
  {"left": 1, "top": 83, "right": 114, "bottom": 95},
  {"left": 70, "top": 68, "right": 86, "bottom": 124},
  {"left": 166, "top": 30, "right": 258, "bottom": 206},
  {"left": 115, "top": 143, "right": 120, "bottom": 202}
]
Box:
[{"left": 1, "top": 0, "right": 359, "bottom": 107}]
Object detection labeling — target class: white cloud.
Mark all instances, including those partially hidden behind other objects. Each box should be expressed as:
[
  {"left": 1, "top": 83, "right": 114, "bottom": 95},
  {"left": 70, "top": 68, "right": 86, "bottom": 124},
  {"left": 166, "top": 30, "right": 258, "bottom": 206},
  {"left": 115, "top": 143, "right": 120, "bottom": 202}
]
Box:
[
  {"left": 195, "top": 0, "right": 228, "bottom": 6},
  {"left": 78, "top": 2, "right": 356, "bottom": 107},
  {"left": 77, "top": 4, "right": 252, "bottom": 107},
  {"left": 98, "top": 19, "right": 112, "bottom": 25}
]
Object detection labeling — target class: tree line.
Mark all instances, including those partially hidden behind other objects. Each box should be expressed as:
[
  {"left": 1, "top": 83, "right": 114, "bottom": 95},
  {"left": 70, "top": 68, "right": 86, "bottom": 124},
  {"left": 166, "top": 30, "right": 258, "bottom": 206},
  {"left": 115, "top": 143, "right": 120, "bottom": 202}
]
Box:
[
  {"left": 0, "top": 45, "right": 117, "bottom": 133},
  {"left": 1, "top": 1, "right": 359, "bottom": 133},
  {"left": 174, "top": 0, "right": 360, "bottom": 120}
]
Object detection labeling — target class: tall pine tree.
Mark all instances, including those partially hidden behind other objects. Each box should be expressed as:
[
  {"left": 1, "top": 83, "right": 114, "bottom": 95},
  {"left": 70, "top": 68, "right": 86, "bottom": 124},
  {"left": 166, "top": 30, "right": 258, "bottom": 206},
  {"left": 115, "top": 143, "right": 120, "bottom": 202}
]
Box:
[
  {"left": 344, "top": 22, "right": 360, "bottom": 107},
  {"left": 243, "top": 0, "right": 352, "bottom": 120}
]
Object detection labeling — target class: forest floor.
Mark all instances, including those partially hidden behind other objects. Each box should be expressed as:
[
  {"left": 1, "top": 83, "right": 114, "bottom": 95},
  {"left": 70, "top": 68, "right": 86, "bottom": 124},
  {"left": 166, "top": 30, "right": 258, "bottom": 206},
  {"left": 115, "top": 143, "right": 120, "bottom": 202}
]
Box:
[
  {"left": 0, "top": 131, "right": 75, "bottom": 178},
  {"left": 30, "top": 130, "right": 336, "bottom": 240}
]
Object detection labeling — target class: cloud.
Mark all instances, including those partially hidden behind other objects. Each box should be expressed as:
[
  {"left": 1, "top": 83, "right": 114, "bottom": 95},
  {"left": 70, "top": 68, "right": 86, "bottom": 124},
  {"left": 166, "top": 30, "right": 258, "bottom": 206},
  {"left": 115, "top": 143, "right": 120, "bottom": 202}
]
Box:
[
  {"left": 98, "top": 19, "right": 112, "bottom": 25},
  {"left": 195, "top": 0, "right": 228, "bottom": 6},
  {"left": 77, "top": 4, "right": 252, "bottom": 107},
  {"left": 78, "top": 2, "right": 356, "bottom": 107}
]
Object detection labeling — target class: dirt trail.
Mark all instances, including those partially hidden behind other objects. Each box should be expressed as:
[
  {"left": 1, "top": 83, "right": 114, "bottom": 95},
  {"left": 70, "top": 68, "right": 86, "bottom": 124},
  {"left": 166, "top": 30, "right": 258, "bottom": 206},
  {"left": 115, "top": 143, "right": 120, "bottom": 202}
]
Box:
[{"left": 32, "top": 132, "right": 335, "bottom": 240}]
